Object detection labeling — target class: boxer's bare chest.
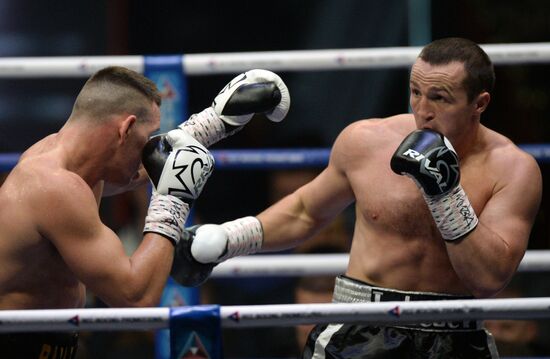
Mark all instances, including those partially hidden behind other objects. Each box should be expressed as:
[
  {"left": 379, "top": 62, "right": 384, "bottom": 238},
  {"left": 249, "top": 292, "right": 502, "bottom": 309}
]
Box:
[{"left": 349, "top": 147, "right": 492, "bottom": 238}]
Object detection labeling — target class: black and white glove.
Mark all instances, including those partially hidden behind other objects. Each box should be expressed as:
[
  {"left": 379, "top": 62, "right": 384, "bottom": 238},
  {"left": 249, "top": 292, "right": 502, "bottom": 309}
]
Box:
[
  {"left": 390, "top": 129, "right": 478, "bottom": 241},
  {"left": 179, "top": 69, "right": 290, "bottom": 147},
  {"left": 142, "top": 130, "right": 214, "bottom": 245}
]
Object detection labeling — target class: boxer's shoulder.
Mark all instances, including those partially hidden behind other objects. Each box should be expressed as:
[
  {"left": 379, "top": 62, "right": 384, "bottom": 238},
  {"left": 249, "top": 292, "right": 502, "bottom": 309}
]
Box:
[
  {"left": 335, "top": 115, "right": 414, "bottom": 156},
  {"left": 475, "top": 127, "right": 539, "bottom": 174},
  {"left": 15, "top": 157, "right": 96, "bottom": 213},
  {"left": 460, "top": 127, "right": 542, "bottom": 200},
  {"left": 343, "top": 114, "right": 414, "bottom": 139},
  {"left": 491, "top": 130, "right": 534, "bottom": 159}
]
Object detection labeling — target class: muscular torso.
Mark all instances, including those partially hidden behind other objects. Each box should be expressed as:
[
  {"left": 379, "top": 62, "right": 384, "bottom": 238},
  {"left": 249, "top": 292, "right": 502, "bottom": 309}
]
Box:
[
  {"left": 0, "top": 135, "right": 88, "bottom": 308},
  {"left": 344, "top": 115, "right": 498, "bottom": 294}
]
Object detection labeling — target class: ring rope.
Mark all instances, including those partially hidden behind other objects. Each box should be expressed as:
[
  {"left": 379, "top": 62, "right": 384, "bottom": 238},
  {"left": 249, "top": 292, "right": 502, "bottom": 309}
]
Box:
[
  {"left": 1, "top": 145, "right": 550, "bottom": 172},
  {"left": 212, "top": 250, "right": 550, "bottom": 278},
  {"left": 1, "top": 297, "right": 550, "bottom": 332},
  {"left": 1, "top": 42, "right": 550, "bottom": 78}
]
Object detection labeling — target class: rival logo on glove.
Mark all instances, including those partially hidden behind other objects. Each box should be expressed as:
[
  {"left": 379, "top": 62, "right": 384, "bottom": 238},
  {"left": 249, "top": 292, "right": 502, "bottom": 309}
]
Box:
[{"left": 402, "top": 146, "right": 459, "bottom": 193}]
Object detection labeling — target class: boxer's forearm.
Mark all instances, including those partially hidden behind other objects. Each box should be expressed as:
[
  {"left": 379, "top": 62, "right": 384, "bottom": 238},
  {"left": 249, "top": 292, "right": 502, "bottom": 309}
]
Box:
[
  {"left": 257, "top": 196, "right": 325, "bottom": 252},
  {"left": 445, "top": 222, "right": 524, "bottom": 298}
]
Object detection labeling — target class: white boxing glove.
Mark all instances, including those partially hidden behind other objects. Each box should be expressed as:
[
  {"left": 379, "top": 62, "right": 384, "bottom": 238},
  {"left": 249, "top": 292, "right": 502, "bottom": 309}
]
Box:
[
  {"left": 179, "top": 69, "right": 291, "bottom": 147},
  {"left": 142, "top": 130, "right": 215, "bottom": 245},
  {"left": 142, "top": 129, "right": 214, "bottom": 201},
  {"left": 190, "top": 216, "right": 263, "bottom": 263}
]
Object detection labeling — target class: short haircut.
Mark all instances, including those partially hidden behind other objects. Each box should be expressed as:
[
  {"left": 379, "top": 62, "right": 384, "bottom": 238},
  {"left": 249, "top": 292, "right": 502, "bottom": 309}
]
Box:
[
  {"left": 70, "top": 66, "right": 161, "bottom": 123},
  {"left": 419, "top": 37, "right": 495, "bottom": 102}
]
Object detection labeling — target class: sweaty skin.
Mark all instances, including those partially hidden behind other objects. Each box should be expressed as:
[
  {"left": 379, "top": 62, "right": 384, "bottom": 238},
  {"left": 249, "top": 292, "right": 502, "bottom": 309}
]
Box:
[
  {"left": 257, "top": 60, "right": 542, "bottom": 298},
  {"left": 0, "top": 103, "right": 175, "bottom": 309}
]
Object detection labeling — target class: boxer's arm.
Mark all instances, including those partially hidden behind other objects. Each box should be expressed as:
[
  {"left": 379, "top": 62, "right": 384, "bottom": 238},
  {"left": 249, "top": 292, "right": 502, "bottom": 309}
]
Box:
[
  {"left": 258, "top": 161, "right": 355, "bottom": 252},
  {"left": 190, "top": 121, "right": 359, "bottom": 265},
  {"left": 259, "top": 122, "right": 361, "bottom": 251},
  {"left": 35, "top": 173, "right": 173, "bottom": 307},
  {"left": 445, "top": 150, "right": 542, "bottom": 298}
]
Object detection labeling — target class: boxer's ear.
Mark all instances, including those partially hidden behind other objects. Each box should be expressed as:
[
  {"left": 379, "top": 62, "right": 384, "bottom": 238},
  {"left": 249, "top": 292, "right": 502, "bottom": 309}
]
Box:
[
  {"left": 118, "top": 115, "right": 137, "bottom": 144},
  {"left": 474, "top": 92, "right": 490, "bottom": 115}
]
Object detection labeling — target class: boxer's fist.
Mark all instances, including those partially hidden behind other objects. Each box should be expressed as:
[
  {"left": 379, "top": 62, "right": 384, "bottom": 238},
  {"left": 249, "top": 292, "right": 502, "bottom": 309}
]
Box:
[
  {"left": 142, "top": 131, "right": 214, "bottom": 245},
  {"left": 179, "top": 69, "right": 290, "bottom": 147},
  {"left": 390, "top": 129, "right": 460, "bottom": 197},
  {"left": 171, "top": 225, "right": 217, "bottom": 287},
  {"left": 142, "top": 129, "right": 214, "bottom": 205},
  {"left": 213, "top": 69, "right": 290, "bottom": 127},
  {"left": 190, "top": 224, "right": 228, "bottom": 263}
]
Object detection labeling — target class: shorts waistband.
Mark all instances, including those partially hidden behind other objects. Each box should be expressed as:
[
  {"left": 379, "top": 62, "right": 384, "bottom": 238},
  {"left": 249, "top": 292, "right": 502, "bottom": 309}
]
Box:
[{"left": 333, "top": 275, "right": 481, "bottom": 331}]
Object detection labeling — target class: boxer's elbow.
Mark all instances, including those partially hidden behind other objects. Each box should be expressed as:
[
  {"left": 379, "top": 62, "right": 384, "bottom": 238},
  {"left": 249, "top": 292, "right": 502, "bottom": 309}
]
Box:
[
  {"left": 122, "top": 295, "right": 160, "bottom": 308},
  {"left": 469, "top": 284, "right": 502, "bottom": 299},
  {"left": 106, "top": 287, "right": 161, "bottom": 308},
  {"left": 466, "top": 270, "right": 510, "bottom": 298}
]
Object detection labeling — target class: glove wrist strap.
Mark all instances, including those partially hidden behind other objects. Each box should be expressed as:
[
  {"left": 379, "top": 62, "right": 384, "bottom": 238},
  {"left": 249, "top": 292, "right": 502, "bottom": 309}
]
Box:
[
  {"left": 218, "top": 216, "right": 263, "bottom": 261},
  {"left": 179, "top": 107, "right": 239, "bottom": 147},
  {"left": 143, "top": 193, "right": 189, "bottom": 245},
  {"left": 424, "top": 185, "right": 479, "bottom": 241}
]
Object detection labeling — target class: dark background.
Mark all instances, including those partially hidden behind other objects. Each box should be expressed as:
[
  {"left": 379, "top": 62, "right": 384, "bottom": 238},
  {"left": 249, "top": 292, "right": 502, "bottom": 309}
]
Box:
[{"left": 1, "top": 0, "right": 550, "bottom": 357}]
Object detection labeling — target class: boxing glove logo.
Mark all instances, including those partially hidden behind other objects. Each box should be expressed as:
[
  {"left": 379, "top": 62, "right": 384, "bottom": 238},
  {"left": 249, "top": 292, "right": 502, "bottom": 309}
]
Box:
[
  {"left": 212, "top": 73, "right": 248, "bottom": 109},
  {"left": 403, "top": 146, "right": 459, "bottom": 192},
  {"left": 167, "top": 145, "right": 214, "bottom": 199}
]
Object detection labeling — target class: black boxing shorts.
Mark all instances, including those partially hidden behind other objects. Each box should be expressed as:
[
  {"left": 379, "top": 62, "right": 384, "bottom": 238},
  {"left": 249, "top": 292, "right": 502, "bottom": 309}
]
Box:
[
  {"left": 0, "top": 331, "right": 78, "bottom": 358},
  {"left": 301, "top": 275, "right": 500, "bottom": 359}
]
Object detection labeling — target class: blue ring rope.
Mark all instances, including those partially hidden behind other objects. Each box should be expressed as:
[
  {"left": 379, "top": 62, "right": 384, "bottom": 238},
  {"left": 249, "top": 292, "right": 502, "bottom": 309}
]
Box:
[{"left": 1, "top": 145, "right": 549, "bottom": 172}]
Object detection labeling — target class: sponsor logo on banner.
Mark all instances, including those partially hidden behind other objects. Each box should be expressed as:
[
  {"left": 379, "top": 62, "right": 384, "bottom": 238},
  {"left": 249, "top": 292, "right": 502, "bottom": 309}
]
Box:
[{"left": 180, "top": 332, "right": 210, "bottom": 359}]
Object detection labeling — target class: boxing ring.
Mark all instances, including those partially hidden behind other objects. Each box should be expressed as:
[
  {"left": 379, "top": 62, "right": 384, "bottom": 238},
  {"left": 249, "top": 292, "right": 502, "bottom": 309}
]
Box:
[
  {"left": 2, "top": 297, "right": 550, "bottom": 332},
  {"left": 1, "top": 42, "right": 550, "bottom": 358}
]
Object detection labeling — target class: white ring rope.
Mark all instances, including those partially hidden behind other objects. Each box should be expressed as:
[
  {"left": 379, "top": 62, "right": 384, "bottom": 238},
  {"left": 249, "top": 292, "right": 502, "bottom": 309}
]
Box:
[
  {"left": 1, "top": 297, "right": 550, "bottom": 332},
  {"left": 211, "top": 250, "right": 550, "bottom": 278},
  {"left": 1, "top": 42, "right": 550, "bottom": 78}
]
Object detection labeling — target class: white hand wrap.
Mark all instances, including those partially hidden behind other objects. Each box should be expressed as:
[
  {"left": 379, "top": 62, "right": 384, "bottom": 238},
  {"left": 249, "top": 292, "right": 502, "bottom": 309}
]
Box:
[
  {"left": 191, "top": 216, "right": 263, "bottom": 263},
  {"left": 179, "top": 107, "right": 227, "bottom": 147},
  {"left": 143, "top": 192, "right": 189, "bottom": 245},
  {"left": 218, "top": 216, "right": 263, "bottom": 261},
  {"left": 424, "top": 185, "right": 479, "bottom": 241}
]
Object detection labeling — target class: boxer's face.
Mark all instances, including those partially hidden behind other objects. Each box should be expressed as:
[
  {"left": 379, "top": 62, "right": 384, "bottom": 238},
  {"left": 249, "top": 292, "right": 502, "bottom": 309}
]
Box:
[
  {"left": 109, "top": 103, "right": 160, "bottom": 185},
  {"left": 409, "top": 59, "right": 480, "bottom": 142}
]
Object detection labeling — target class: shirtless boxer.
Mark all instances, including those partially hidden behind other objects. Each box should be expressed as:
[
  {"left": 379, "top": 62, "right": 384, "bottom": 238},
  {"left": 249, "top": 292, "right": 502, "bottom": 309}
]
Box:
[
  {"left": 0, "top": 66, "right": 289, "bottom": 358},
  {"left": 185, "top": 38, "right": 542, "bottom": 358}
]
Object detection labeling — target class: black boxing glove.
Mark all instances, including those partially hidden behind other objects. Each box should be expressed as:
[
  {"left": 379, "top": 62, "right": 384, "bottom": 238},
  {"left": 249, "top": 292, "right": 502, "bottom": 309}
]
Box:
[
  {"left": 391, "top": 129, "right": 478, "bottom": 241},
  {"left": 179, "top": 69, "right": 290, "bottom": 147},
  {"left": 170, "top": 225, "right": 216, "bottom": 287},
  {"left": 142, "top": 130, "right": 214, "bottom": 245},
  {"left": 390, "top": 129, "right": 460, "bottom": 196}
]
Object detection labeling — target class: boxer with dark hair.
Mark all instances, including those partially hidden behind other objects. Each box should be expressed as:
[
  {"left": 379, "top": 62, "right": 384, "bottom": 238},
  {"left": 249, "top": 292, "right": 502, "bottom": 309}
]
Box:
[
  {"left": 187, "top": 38, "right": 542, "bottom": 358},
  {"left": 0, "top": 66, "right": 289, "bottom": 358}
]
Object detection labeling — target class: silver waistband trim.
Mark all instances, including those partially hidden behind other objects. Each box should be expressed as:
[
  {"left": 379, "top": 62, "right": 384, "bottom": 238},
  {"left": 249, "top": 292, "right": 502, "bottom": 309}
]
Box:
[
  {"left": 332, "top": 276, "right": 483, "bottom": 331},
  {"left": 333, "top": 276, "right": 375, "bottom": 303},
  {"left": 333, "top": 276, "right": 472, "bottom": 303}
]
